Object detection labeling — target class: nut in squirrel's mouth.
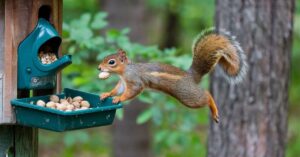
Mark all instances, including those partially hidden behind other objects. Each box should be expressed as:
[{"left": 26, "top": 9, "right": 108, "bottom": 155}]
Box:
[{"left": 98, "top": 71, "right": 110, "bottom": 80}]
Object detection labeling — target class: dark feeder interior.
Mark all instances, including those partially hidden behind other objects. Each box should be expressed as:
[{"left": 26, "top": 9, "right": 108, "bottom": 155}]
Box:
[{"left": 11, "top": 6, "right": 122, "bottom": 132}]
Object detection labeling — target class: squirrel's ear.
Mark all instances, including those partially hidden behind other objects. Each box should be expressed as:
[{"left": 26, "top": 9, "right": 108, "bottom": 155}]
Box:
[
  {"left": 117, "top": 49, "right": 126, "bottom": 56},
  {"left": 117, "top": 49, "right": 127, "bottom": 62}
]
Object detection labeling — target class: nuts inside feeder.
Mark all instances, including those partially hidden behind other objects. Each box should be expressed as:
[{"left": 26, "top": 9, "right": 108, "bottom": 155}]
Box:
[
  {"left": 36, "top": 100, "right": 46, "bottom": 107},
  {"left": 38, "top": 45, "right": 57, "bottom": 64},
  {"left": 80, "top": 101, "right": 90, "bottom": 108},
  {"left": 50, "top": 95, "right": 59, "bottom": 103}
]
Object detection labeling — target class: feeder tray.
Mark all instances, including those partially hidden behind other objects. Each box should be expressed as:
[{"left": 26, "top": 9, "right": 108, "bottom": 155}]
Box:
[{"left": 11, "top": 88, "right": 122, "bottom": 132}]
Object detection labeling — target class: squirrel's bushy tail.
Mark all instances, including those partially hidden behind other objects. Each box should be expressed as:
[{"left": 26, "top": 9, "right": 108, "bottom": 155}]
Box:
[{"left": 189, "top": 27, "right": 248, "bottom": 84}]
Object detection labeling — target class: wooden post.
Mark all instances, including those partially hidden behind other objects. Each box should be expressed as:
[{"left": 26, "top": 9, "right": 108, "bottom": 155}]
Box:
[{"left": 0, "top": 0, "right": 62, "bottom": 156}]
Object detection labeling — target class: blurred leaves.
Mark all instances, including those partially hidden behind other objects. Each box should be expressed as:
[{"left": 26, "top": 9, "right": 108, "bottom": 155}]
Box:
[
  {"left": 58, "top": 9, "right": 210, "bottom": 157},
  {"left": 136, "top": 108, "right": 153, "bottom": 124},
  {"left": 41, "top": 1, "right": 229, "bottom": 157},
  {"left": 63, "top": 131, "right": 90, "bottom": 147},
  {"left": 115, "top": 108, "right": 124, "bottom": 120},
  {"left": 91, "top": 12, "right": 108, "bottom": 29}
]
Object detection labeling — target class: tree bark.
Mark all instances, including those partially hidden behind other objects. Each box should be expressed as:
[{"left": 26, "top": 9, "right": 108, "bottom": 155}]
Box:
[
  {"left": 208, "top": 1, "right": 294, "bottom": 157},
  {"left": 161, "top": 8, "right": 180, "bottom": 48},
  {"left": 101, "top": 1, "right": 152, "bottom": 157}
]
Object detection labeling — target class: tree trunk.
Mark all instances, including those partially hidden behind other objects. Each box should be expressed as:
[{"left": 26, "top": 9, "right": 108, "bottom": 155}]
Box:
[
  {"left": 101, "top": 1, "right": 152, "bottom": 157},
  {"left": 208, "top": 1, "right": 294, "bottom": 157},
  {"left": 101, "top": 0, "right": 147, "bottom": 43},
  {"left": 161, "top": 8, "right": 180, "bottom": 48}
]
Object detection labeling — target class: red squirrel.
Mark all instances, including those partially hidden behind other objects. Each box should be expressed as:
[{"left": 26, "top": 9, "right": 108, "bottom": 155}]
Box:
[{"left": 98, "top": 28, "right": 247, "bottom": 123}]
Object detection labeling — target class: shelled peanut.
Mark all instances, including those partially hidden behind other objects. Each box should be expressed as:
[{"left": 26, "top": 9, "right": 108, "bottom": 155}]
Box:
[{"left": 35, "top": 95, "right": 91, "bottom": 111}]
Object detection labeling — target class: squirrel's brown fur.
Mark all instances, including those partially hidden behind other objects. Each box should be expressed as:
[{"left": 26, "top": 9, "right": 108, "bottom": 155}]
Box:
[{"left": 98, "top": 28, "right": 247, "bottom": 123}]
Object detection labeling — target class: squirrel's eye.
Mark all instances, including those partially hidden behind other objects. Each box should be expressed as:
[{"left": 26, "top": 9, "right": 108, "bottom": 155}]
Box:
[{"left": 108, "top": 60, "right": 116, "bottom": 65}]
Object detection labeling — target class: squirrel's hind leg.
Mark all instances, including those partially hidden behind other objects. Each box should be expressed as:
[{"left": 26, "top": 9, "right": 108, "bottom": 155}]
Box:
[
  {"left": 175, "top": 87, "right": 219, "bottom": 123},
  {"left": 204, "top": 91, "right": 219, "bottom": 123}
]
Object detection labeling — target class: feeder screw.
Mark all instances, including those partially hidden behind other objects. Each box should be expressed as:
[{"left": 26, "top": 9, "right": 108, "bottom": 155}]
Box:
[{"left": 26, "top": 67, "right": 32, "bottom": 73}]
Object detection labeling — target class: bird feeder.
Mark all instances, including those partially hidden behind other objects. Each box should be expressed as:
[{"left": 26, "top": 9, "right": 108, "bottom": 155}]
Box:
[
  {"left": 1, "top": 1, "right": 122, "bottom": 132},
  {"left": 17, "top": 18, "right": 72, "bottom": 89}
]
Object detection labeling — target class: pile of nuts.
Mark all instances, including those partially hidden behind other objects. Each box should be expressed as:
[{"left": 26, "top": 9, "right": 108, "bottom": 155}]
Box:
[
  {"left": 35, "top": 95, "right": 91, "bottom": 112},
  {"left": 39, "top": 51, "right": 57, "bottom": 64}
]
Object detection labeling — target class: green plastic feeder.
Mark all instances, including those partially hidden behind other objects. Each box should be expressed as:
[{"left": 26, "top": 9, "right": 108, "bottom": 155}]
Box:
[
  {"left": 11, "top": 88, "right": 122, "bottom": 132},
  {"left": 18, "top": 18, "right": 72, "bottom": 89}
]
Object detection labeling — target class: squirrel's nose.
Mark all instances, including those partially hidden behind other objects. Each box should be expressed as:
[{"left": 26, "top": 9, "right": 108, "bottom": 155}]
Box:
[{"left": 98, "top": 67, "right": 101, "bottom": 71}]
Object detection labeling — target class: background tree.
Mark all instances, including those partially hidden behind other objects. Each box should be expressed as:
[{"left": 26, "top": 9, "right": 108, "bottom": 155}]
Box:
[{"left": 208, "top": 1, "right": 295, "bottom": 157}]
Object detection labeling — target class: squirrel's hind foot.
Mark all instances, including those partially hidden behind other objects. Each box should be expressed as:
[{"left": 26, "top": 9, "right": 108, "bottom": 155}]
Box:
[{"left": 213, "top": 114, "right": 219, "bottom": 123}]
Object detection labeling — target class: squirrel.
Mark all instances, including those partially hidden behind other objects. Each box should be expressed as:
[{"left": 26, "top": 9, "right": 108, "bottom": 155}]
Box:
[{"left": 98, "top": 28, "right": 247, "bottom": 123}]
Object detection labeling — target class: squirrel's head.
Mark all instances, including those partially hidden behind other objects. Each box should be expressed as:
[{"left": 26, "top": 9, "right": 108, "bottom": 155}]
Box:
[{"left": 98, "top": 49, "right": 129, "bottom": 79}]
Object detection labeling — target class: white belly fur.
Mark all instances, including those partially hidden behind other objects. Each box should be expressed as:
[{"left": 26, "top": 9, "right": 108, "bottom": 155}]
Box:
[{"left": 117, "top": 77, "right": 126, "bottom": 95}]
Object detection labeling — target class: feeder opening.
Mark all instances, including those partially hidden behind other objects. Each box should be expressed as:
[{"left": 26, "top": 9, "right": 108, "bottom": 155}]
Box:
[{"left": 38, "top": 37, "right": 61, "bottom": 64}]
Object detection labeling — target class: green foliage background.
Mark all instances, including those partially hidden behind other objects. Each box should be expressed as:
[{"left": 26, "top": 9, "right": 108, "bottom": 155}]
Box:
[{"left": 39, "top": 0, "right": 300, "bottom": 157}]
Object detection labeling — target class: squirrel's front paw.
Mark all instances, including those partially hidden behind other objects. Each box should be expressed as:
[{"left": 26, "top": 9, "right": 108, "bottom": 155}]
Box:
[
  {"left": 112, "top": 96, "right": 121, "bottom": 104},
  {"left": 100, "top": 92, "right": 111, "bottom": 100}
]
